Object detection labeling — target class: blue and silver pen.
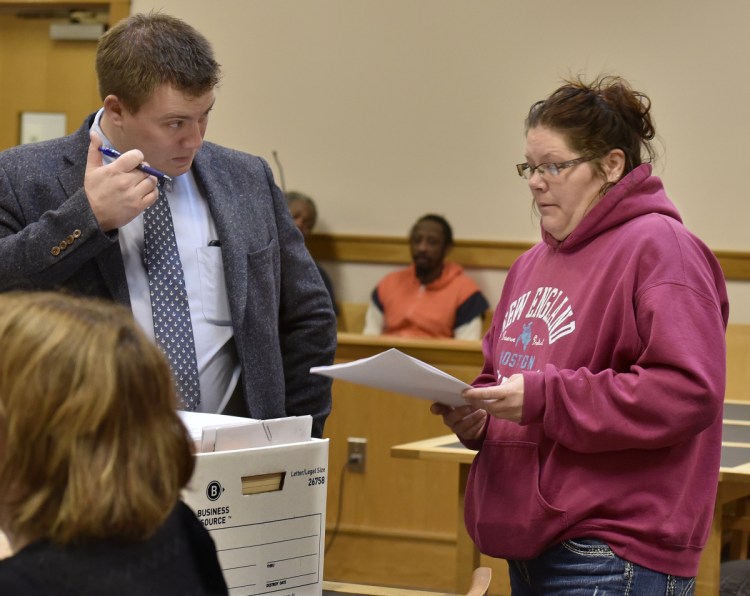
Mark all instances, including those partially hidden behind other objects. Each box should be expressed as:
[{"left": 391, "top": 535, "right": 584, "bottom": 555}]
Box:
[{"left": 98, "top": 146, "right": 173, "bottom": 184}]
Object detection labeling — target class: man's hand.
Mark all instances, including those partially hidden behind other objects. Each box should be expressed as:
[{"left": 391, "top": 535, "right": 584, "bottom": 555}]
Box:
[{"left": 85, "top": 131, "right": 159, "bottom": 232}]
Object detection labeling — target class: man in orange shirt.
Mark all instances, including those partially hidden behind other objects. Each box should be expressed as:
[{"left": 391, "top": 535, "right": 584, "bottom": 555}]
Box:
[{"left": 363, "top": 214, "right": 489, "bottom": 339}]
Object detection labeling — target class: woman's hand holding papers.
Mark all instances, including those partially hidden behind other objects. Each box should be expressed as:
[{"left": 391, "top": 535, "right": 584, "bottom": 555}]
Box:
[
  {"left": 431, "top": 374, "right": 524, "bottom": 440},
  {"left": 462, "top": 374, "right": 524, "bottom": 424}
]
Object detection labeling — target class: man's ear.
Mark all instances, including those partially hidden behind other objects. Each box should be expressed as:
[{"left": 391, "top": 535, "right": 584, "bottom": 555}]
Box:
[
  {"left": 103, "top": 95, "right": 126, "bottom": 126},
  {"left": 602, "top": 148, "right": 626, "bottom": 183}
]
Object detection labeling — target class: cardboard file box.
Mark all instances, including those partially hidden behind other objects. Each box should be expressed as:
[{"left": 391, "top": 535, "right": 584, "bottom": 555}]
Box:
[{"left": 181, "top": 416, "right": 328, "bottom": 596}]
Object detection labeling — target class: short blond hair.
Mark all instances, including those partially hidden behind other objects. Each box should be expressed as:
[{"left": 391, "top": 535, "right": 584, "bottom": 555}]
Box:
[{"left": 0, "top": 292, "right": 194, "bottom": 545}]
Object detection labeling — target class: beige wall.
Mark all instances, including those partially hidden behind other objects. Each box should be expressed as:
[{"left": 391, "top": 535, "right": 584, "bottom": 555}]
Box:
[{"left": 132, "top": 0, "right": 750, "bottom": 320}]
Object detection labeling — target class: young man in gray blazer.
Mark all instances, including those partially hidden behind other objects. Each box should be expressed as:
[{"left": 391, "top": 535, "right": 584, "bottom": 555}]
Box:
[{"left": 0, "top": 13, "right": 336, "bottom": 438}]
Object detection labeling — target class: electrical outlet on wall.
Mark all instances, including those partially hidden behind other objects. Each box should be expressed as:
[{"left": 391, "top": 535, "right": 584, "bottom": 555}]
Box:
[{"left": 347, "top": 437, "right": 367, "bottom": 473}]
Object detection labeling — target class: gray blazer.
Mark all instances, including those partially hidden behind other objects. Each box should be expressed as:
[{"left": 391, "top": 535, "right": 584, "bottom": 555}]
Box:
[{"left": 0, "top": 115, "right": 336, "bottom": 437}]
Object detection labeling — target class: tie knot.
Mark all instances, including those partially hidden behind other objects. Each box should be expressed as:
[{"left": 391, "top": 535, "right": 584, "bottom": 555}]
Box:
[{"left": 159, "top": 177, "right": 174, "bottom": 194}]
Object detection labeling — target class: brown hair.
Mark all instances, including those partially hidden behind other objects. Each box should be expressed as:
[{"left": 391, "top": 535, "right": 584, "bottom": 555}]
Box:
[
  {"left": 525, "top": 75, "right": 656, "bottom": 194},
  {"left": 0, "top": 292, "right": 194, "bottom": 545},
  {"left": 96, "top": 12, "right": 221, "bottom": 113}
]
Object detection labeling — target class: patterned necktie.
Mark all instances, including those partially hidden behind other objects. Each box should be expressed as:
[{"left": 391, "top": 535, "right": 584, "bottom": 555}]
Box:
[{"left": 143, "top": 181, "right": 201, "bottom": 410}]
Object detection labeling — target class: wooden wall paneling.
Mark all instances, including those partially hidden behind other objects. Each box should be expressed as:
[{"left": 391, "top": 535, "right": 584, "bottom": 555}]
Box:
[
  {"left": 323, "top": 382, "right": 459, "bottom": 591},
  {"left": 0, "top": 2, "right": 130, "bottom": 151},
  {"left": 107, "top": 0, "right": 129, "bottom": 25},
  {"left": 324, "top": 531, "right": 456, "bottom": 591},
  {"left": 727, "top": 324, "right": 750, "bottom": 402},
  {"left": 323, "top": 335, "right": 485, "bottom": 591},
  {"left": 0, "top": 13, "right": 99, "bottom": 149}
]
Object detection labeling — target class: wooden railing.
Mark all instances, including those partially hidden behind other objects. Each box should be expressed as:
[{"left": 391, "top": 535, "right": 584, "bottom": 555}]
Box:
[{"left": 308, "top": 233, "right": 750, "bottom": 281}]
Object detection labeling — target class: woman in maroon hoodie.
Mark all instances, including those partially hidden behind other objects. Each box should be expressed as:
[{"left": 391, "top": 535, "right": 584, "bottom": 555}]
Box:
[{"left": 432, "top": 76, "right": 728, "bottom": 594}]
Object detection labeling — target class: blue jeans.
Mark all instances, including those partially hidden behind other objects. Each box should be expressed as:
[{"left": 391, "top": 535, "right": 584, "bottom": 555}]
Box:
[{"left": 508, "top": 538, "right": 695, "bottom": 595}]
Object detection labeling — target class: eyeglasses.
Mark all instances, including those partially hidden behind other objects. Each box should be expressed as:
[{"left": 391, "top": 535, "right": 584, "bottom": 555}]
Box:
[{"left": 515, "top": 156, "right": 593, "bottom": 179}]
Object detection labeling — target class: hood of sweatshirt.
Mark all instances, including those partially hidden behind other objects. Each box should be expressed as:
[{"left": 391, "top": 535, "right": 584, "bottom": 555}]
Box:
[{"left": 542, "top": 164, "right": 682, "bottom": 252}]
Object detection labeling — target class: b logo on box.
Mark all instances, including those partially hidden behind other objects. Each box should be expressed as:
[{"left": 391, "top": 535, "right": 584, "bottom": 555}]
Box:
[{"left": 206, "top": 480, "right": 223, "bottom": 501}]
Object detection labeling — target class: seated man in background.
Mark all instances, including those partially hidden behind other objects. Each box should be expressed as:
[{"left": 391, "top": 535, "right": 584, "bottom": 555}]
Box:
[
  {"left": 0, "top": 292, "right": 227, "bottom": 595},
  {"left": 285, "top": 191, "right": 338, "bottom": 315},
  {"left": 363, "top": 214, "right": 489, "bottom": 339}
]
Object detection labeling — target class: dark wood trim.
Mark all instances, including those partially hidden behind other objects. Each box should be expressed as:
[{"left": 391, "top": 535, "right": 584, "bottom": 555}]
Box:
[
  {"left": 308, "top": 233, "right": 750, "bottom": 281},
  {"left": 714, "top": 250, "right": 750, "bottom": 282}
]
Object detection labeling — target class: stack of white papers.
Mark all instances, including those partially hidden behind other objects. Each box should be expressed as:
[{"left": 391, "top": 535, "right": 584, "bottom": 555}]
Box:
[
  {"left": 310, "top": 348, "right": 470, "bottom": 407},
  {"left": 178, "top": 411, "right": 313, "bottom": 453}
]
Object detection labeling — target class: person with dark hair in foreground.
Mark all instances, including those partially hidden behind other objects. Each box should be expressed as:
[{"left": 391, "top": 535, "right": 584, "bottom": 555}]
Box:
[{"left": 0, "top": 292, "right": 227, "bottom": 595}]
